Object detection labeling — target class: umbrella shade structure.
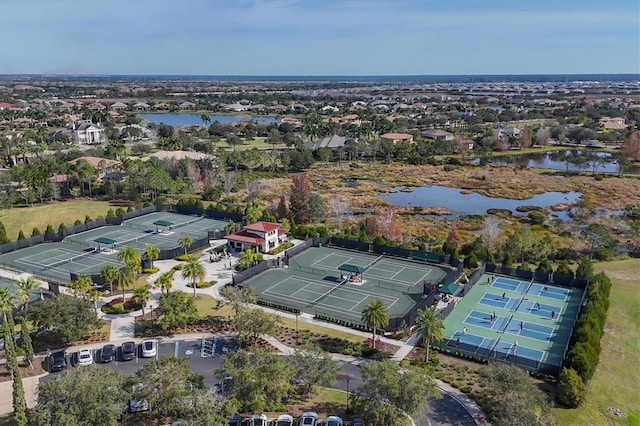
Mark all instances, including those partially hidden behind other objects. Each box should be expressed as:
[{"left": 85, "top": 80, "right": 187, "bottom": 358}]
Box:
[
  {"left": 338, "top": 264, "right": 366, "bottom": 274},
  {"left": 439, "top": 282, "right": 460, "bottom": 295}
]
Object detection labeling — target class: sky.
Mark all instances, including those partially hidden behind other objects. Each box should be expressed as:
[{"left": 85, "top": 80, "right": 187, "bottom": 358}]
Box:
[{"left": 0, "top": 0, "right": 639, "bottom": 76}]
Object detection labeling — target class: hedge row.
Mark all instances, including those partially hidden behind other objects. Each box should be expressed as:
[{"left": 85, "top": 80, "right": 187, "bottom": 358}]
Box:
[
  {"left": 560, "top": 272, "right": 611, "bottom": 407},
  {"left": 256, "top": 300, "right": 300, "bottom": 314}
]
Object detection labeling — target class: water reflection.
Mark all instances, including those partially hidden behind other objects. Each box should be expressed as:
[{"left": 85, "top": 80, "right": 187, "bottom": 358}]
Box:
[
  {"left": 489, "top": 150, "right": 640, "bottom": 174},
  {"left": 380, "top": 185, "right": 581, "bottom": 218}
]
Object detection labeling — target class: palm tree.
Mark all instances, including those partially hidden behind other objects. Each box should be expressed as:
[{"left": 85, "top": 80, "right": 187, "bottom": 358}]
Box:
[
  {"left": 177, "top": 236, "right": 193, "bottom": 255},
  {"left": 200, "top": 113, "right": 211, "bottom": 131},
  {"left": 117, "top": 246, "right": 141, "bottom": 273},
  {"left": 133, "top": 285, "right": 152, "bottom": 315},
  {"left": 413, "top": 307, "right": 445, "bottom": 362},
  {"left": 70, "top": 275, "right": 93, "bottom": 299},
  {"left": 115, "top": 265, "right": 135, "bottom": 301},
  {"left": 0, "top": 288, "right": 17, "bottom": 322},
  {"left": 144, "top": 243, "right": 160, "bottom": 268},
  {"left": 0, "top": 288, "right": 18, "bottom": 338},
  {"left": 101, "top": 263, "right": 119, "bottom": 294},
  {"left": 87, "top": 288, "right": 102, "bottom": 312},
  {"left": 181, "top": 256, "right": 205, "bottom": 299},
  {"left": 361, "top": 299, "right": 389, "bottom": 349},
  {"left": 16, "top": 276, "right": 39, "bottom": 315},
  {"left": 154, "top": 271, "right": 174, "bottom": 295}
]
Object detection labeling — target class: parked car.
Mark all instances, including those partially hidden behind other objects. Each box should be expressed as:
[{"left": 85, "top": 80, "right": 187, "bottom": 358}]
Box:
[
  {"left": 100, "top": 344, "right": 116, "bottom": 363},
  {"left": 141, "top": 339, "right": 156, "bottom": 358},
  {"left": 121, "top": 341, "right": 137, "bottom": 361},
  {"left": 326, "top": 416, "right": 343, "bottom": 426},
  {"left": 249, "top": 414, "right": 267, "bottom": 426},
  {"left": 228, "top": 414, "right": 242, "bottom": 426},
  {"left": 275, "top": 414, "right": 294, "bottom": 426},
  {"left": 301, "top": 412, "right": 319, "bottom": 426},
  {"left": 77, "top": 348, "right": 93, "bottom": 366},
  {"left": 49, "top": 349, "right": 67, "bottom": 372},
  {"left": 351, "top": 418, "right": 365, "bottom": 426}
]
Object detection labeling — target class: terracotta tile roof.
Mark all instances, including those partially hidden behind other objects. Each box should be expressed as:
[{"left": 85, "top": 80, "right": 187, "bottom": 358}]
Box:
[
  {"left": 226, "top": 230, "right": 265, "bottom": 244},
  {"left": 243, "top": 221, "right": 282, "bottom": 232}
]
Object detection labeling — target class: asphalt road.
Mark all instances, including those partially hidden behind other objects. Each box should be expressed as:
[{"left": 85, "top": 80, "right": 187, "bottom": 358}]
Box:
[{"left": 41, "top": 339, "right": 476, "bottom": 425}]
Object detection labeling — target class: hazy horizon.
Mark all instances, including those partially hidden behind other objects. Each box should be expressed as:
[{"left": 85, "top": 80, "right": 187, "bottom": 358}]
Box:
[{"left": 1, "top": 0, "right": 638, "bottom": 76}]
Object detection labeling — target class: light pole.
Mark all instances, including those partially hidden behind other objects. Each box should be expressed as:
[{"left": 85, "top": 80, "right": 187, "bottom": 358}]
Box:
[
  {"left": 295, "top": 312, "right": 299, "bottom": 345},
  {"left": 346, "top": 376, "right": 350, "bottom": 414}
]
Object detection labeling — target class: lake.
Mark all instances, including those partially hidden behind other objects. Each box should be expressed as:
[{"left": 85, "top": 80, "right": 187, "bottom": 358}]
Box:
[
  {"left": 488, "top": 150, "right": 640, "bottom": 174},
  {"left": 137, "top": 113, "right": 278, "bottom": 127},
  {"left": 379, "top": 185, "right": 582, "bottom": 218}
]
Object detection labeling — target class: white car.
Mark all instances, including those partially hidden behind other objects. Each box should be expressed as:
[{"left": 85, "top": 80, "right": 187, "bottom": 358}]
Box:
[
  {"left": 301, "top": 412, "right": 319, "bottom": 426},
  {"left": 249, "top": 414, "right": 267, "bottom": 426},
  {"left": 141, "top": 339, "right": 157, "bottom": 358},
  {"left": 77, "top": 348, "right": 93, "bottom": 366},
  {"left": 326, "top": 416, "right": 343, "bottom": 426},
  {"left": 275, "top": 414, "right": 294, "bottom": 426}
]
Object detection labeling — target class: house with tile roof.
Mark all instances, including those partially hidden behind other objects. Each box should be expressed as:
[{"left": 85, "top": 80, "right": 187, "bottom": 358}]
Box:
[
  {"left": 226, "top": 221, "right": 287, "bottom": 253},
  {"left": 380, "top": 132, "right": 414, "bottom": 144}
]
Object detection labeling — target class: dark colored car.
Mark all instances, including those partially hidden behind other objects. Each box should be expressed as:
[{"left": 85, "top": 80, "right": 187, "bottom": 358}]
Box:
[
  {"left": 120, "top": 341, "right": 137, "bottom": 361},
  {"left": 49, "top": 349, "right": 67, "bottom": 372},
  {"left": 100, "top": 344, "right": 116, "bottom": 363}
]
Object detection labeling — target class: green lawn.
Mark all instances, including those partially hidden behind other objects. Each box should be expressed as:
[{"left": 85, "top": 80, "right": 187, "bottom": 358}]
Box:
[
  {"left": 552, "top": 258, "right": 640, "bottom": 426},
  {"left": 0, "top": 200, "right": 114, "bottom": 240}
]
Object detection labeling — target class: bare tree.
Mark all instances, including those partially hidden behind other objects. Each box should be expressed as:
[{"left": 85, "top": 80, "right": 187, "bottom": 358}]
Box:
[
  {"left": 329, "top": 198, "right": 351, "bottom": 231},
  {"left": 245, "top": 179, "right": 263, "bottom": 203},
  {"left": 535, "top": 128, "right": 551, "bottom": 147},
  {"left": 481, "top": 216, "right": 503, "bottom": 253},
  {"left": 223, "top": 171, "right": 237, "bottom": 195}
]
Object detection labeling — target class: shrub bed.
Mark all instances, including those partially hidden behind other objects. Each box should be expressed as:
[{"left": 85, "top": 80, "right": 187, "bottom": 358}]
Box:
[
  {"left": 101, "top": 297, "right": 142, "bottom": 314},
  {"left": 143, "top": 266, "right": 159, "bottom": 274},
  {"left": 267, "top": 242, "right": 293, "bottom": 255},
  {"left": 186, "top": 280, "right": 216, "bottom": 289}
]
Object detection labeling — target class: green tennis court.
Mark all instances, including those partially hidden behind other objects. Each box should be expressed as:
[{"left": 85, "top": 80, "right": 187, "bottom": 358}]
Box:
[
  {"left": 0, "top": 212, "right": 229, "bottom": 285},
  {"left": 241, "top": 246, "right": 451, "bottom": 327},
  {"left": 0, "top": 242, "right": 125, "bottom": 284},
  {"left": 441, "top": 274, "right": 583, "bottom": 374}
]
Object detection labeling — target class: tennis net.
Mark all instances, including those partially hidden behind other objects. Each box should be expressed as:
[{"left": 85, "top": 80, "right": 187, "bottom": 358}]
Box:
[
  {"left": 489, "top": 336, "right": 501, "bottom": 357},
  {"left": 365, "top": 255, "right": 384, "bottom": 270},
  {"left": 125, "top": 222, "right": 153, "bottom": 232},
  {"left": 42, "top": 250, "right": 97, "bottom": 270},
  {"left": 514, "top": 295, "right": 526, "bottom": 312},
  {"left": 308, "top": 278, "right": 349, "bottom": 306},
  {"left": 523, "top": 278, "right": 535, "bottom": 294},
  {"left": 174, "top": 216, "right": 206, "bottom": 229},
  {"left": 501, "top": 314, "right": 513, "bottom": 333}
]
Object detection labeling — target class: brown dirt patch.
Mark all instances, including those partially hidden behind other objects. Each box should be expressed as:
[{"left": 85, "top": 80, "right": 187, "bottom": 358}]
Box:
[{"left": 0, "top": 355, "right": 45, "bottom": 382}]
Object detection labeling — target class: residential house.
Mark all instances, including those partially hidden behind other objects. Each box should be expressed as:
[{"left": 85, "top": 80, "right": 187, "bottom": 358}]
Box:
[
  {"left": 72, "top": 120, "right": 106, "bottom": 145},
  {"left": 599, "top": 117, "right": 627, "bottom": 130},
  {"left": 421, "top": 129, "right": 454, "bottom": 141},
  {"left": 380, "top": 133, "right": 414, "bottom": 144},
  {"left": 225, "top": 103, "right": 249, "bottom": 112},
  {"left": 453, "top": 135, "right": 475, "bottom": 151},
  {"left": 225, "top": 221, "right": 287, "bottom": 253},
  {"left": 290, "top": 104, "right": 308, "bottom": 114},
  {"left": 320, "top": 105, "right": 340, "bottom": 115},
  {"left": 179, "top": 101, "right": 196, "bottom": 110},
  {"left": 0, "top": 102, "right": 12, "bottom": 110},
  {"left": 494, "top": 127, "right": 521, "bottom": 138},
  {"left": 110, "top": 102, "right": 128, "bottom": 111},
  {"left": 133, "top": 102, "right": 150, "bottom": 111},
  {"left": 86, "top": 102, "right": 106, "bottom": 111},
  {"left": 305, "top": 134, "right": 348, "bottom": 150}
]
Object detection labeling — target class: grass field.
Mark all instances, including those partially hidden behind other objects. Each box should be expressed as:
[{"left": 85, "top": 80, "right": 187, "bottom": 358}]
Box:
[
  {"left": 0, "top": 200, "right": 114, "bottom": 240},
  {"left": 552, "top": 258, "right": 640, "bottom": 426}
]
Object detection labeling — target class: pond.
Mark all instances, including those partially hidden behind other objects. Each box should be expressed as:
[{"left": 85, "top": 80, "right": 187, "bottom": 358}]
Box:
[
  {"left": 137, "top": 113, "right": 278, "bottom": 127},
  {"left": 488, "top": 150, "right": 640, "bottom": 174},
  {"left": 379, "top": 185, "right": 582, "bottom": 218}
]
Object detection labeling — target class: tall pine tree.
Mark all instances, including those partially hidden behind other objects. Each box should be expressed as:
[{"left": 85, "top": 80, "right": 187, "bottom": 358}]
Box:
[{"left": 0, "top": 220, "right": 10, "bottom": 244}]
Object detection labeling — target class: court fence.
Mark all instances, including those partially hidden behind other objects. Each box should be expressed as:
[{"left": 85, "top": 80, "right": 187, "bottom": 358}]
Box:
[
  {"left": 484, "top": 263, "right": 589, "bottom": 289},
  {"left": 232, "top": 261, "right": 270, "bottom": 285},
  {"left": 284, "top": 238, "right": 314, "bottom": 259},
  {"left": 436, "top": 335, "right": 559, "bottom": 376}
]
